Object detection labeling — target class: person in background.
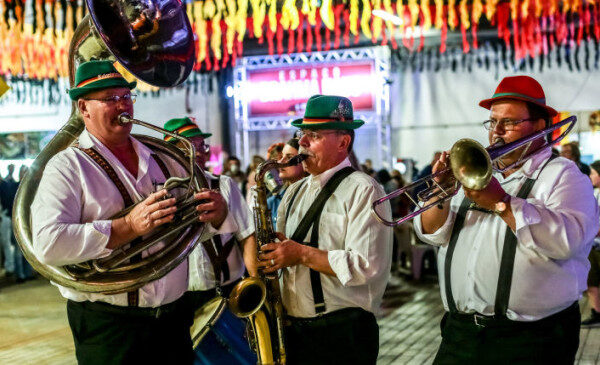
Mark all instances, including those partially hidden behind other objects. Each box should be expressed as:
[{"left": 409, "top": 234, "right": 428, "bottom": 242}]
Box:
[
  {"left": 412, "top": 151, "right": 442, "bottom": 199},
  {"left": 267, "top": 142, "right": 285, "bottom": 161},
  {"left": 1, "top": 164, "right": 33, "bottom": 283},
  {"left": 162, "top": 117, "right": 258, "bottom": 352},
  {"left": 13, "top": 165, "right": 34, "bottom": 282},
  {"left": 363, "top": 158, "right": 375, "bottom": 177},
  {"left": 561, "top": 141, "right": 591, "bottom": 175},
  {"left": 582, "top": 160, "right": 600, "bottom": 327},
  {"left": 415, "top": 75, "right": 599, "bottom": 364},
  {"left": 0, "top": 170, "right": 13, "bottom": 279},
  {"left": 223, "top": 156, "right": 246, "bottom": 191},
  {"left": 245, "top": 155, "right": 266, "bottom": 206},
  {"left": 266, "top": 138, "right": 307, "bottom": 227}
]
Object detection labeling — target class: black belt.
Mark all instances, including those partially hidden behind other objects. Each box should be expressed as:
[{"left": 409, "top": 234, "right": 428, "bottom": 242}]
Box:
[
  {"left": 287, "top": 307, "right": 371, "bottom": 327},
  {"left": 71, "top": 297, "right": 184, "bottom": 319},
  {"left": 449, "top": 301, "right": 579, "bottom": 329}
]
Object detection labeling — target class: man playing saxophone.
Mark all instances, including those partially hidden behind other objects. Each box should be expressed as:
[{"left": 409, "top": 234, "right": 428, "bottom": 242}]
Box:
[
  {"left": 30, "top": 61, "right": 234, "bottom": 365},
  {"left": 259, "top": 95, "right": 393, "bottom": 364},
  {"left": 415, "top": 76, "right": 600, "bottom": 364}
]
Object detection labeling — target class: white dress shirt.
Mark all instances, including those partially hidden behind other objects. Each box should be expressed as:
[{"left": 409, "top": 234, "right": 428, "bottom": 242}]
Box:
[
  {"left": 31, "top": 129, "right": 237, "bottom": 307},
  {"left": 276, "top": 158, "right": 393, "bottom": 318},
  {"left": 188, "top": 172, "right": 254, "bottom": 291},
  {"left": 414, "top": 147, "right": 600, "bottom": 321}
]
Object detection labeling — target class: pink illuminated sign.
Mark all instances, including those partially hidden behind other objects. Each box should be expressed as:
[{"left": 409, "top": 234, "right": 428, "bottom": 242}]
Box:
[{"left": 243, "top": 62, "right": 377, "bottom": 118}]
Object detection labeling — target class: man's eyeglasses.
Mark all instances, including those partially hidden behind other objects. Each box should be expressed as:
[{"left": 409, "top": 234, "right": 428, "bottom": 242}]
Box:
[
  {"left": 198, "top": 143, "right": 210, "bottom": 154},
  {"left": 483, "top": 118, "right": 532, "bottom": 131},
  {"left": 84, "top": 94, "right": 137, "bottom": 104},
  {"left": 297, "top": 130, "right": 340, "bottom": 141}
]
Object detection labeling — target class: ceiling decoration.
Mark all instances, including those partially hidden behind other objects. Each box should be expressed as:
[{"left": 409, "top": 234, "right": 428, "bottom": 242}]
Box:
[{"left": 0, "top": 0, "right": 597, "bottom": 78}]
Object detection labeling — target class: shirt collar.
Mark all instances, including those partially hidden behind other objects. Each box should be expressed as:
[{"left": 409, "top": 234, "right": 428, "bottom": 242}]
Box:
[
  {"left": 309, "top": 157, "right": 351, "bottom": 188},
  {"left": 495, "top": 146, "right": 552, "bottom": 182}
]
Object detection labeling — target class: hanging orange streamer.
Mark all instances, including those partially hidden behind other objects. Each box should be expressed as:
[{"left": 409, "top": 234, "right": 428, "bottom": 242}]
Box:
[{"left": 0, "top": 0, "right": 598, "bottom": 76}]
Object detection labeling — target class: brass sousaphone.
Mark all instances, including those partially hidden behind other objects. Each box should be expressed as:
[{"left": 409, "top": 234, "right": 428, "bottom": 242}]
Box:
[{"left": 13, "top": 0, "right": 209, "bottom": 294}]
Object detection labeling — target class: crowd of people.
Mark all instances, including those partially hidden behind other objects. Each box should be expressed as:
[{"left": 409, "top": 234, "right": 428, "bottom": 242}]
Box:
[
  {"left": 0, "top": 163, "right": 34, "bottom": 286},
  {"left": 1, "top": 61, "right": 600, "bottom": 365}
]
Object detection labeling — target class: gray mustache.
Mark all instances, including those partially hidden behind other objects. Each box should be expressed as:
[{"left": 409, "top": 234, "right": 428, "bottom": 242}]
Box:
[{"left": 298, "top": 148, "right": 313, "bottom": 156}]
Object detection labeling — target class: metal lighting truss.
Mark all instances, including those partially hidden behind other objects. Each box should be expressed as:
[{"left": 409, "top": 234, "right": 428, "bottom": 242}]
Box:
[{"left": 232, "top": 46, "right": 392, "bottom": 168}]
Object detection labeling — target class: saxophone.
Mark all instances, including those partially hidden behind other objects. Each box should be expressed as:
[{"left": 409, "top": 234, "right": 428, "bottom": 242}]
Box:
[{"left": 228, "top": 154, "right": 307, "bottom": 365}]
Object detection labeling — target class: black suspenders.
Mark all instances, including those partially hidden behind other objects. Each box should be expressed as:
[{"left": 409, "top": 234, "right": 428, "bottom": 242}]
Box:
[
  {"left": 285, "top": 166, "right": 355, "bottom": 314},
  {"left": 79, "top": 147, "right": 170, "bottom": 306},
  {"left": 201, "top": 176, "right": 237, "bottom": 286},
  {"left": 445, "top": 154, "right": 557, "bottom": 316}
]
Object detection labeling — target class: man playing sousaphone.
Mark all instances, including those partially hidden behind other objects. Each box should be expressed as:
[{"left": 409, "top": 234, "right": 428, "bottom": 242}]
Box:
[
  {"left": 162, "top": 118, "right": 258, "bottom": 356},
  {"left": 31, "top": 61, "right": 234, "bottom": 364},
  {"left": 259, "top": 95, "right": 393, "bottom": 364},
  {"left": 415, "top": 75, "right": 600, "bottom": 364}
]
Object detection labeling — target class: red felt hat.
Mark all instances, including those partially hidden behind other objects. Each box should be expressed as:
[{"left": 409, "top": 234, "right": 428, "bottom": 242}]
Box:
[{"left": 479, "top": 75, "right": 558, "bottom": 117}]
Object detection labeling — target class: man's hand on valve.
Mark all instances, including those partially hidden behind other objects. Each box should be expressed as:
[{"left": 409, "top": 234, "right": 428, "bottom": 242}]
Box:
[
  {"left": 195, "top": 188, "right": 228, "bottom": 229},
  {"left": 258, "top": 232, "right": 306, "bottom": 274},
  {"left": 124, "top": 189, "right": 177, "bottom": 237}
]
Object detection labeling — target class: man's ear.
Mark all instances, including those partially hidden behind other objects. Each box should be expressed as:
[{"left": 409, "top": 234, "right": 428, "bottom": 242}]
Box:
[
  {"left": 78, "top": 99, "right": 89, "bottom": 118},
  {"left": 534, "top": 118, "right": 548, "bottom": 132},
  {"left": 338, "top": 133, "right": 351, "bottom": 152}
]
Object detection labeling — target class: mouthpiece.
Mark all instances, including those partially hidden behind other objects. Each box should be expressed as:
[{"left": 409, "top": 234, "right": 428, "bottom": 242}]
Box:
[
  {"left": 118, "top": 113, "right": 133, "bottom": 125},
  {"left": 289, "top": 154, "right": 308, "bottom": 165}
]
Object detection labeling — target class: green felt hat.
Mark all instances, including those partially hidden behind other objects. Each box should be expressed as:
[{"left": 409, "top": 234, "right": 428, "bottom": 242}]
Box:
[
  {"left": 68, "top": 60, "right": 137, "bottom": 100},
  {"left": 163, "top": 117, "right": 212, "bottom": 143},
  {"left": 291, "top": 95, "right": 365, "bottom": 130}
]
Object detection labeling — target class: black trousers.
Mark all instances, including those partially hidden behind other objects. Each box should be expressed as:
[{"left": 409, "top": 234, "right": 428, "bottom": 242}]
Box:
[
  {"left": 433, "top": 302, "right": 581, "bottom": 365},
  {"left": 180, "top": 279, "right": 241, "bottom": 323},
  {"left": 284, "top": 307, "right": 379, "bottom": 365},
  {"left": 67, "top": 297, "right": 194, "bottom": 365}
]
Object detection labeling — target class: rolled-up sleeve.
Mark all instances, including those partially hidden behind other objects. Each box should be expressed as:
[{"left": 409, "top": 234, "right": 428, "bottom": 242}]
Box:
[
  {"left": 328, "top": 184, "right": 393, "bottom": 286},
  {"left": 31, "top": 157, "right": 112, "bottom": 266},
  {"left": 413, "top": 206, "right": 457, "bottom": 247},
  {"left": 513, "top": 166, "right": 600, "bottom": 259}
]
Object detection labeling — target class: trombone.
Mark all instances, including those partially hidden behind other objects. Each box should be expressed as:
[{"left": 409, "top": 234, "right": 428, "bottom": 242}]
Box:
[{"left": 371, "top": 116, "right": 577, "bottom": 226}]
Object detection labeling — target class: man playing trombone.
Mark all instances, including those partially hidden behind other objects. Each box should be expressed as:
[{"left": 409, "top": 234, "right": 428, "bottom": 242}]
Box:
[{"left": 414, "top": 75, "right": 600, "bottom": 364}]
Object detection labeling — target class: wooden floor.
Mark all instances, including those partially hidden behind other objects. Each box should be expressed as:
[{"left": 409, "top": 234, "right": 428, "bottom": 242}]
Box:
[{"left": 1, "top": 276, "right": 600, "bottom": 364}]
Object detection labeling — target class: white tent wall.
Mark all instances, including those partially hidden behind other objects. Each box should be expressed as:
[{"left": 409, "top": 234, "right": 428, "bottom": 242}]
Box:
[
  {"left": 389, "top": 44, "right": 600, "bottom": 171},
  {"left": 0, "top": 85, "right": 222, "bottom": 139},
  {"left": 0, "top": 82, "right": 223, "bottom": 178}
]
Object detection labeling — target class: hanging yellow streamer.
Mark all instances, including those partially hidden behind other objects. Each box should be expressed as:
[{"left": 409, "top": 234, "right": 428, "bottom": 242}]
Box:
[
  {"left": 521, "top": 0, "right": 530, "bottom": 19},
  {"left": 459, "top": 0, "right": 469, "bottom": 29},
  {"left": 250, "top": 0, "right": 265, "bottom": 38},
  {"left": 396, "top": 0, "right": 406, "bottom": 35},
  {"left": 373, "top": 0, "right": 383, "bottom": 40},
  {"left": 236, "top": 0, "right": 248, "bottom": 42},
  {"left": 485, "top": 0, "right": 498, "bottom": 21},
  {"left": 472, "top": 0, "right": 483, "bottom": 25},
  {"left": 349, "top": 0, "right": 359, "bottom": 35},
  {"left": 281, "top": 0, "right": 300, "bottom": 30},
  {"left": 360, "top": 0, "right": 372, "bottom": 38},
  {"left": 407, "top": 0, "right": 419, "bottom": 28},
  {"left": 195, "top": 1, "right": 208, "bottom": 63},
  {"left": 225, "top": 0, "right": 237, "bottom": 55},
  {"left": 420, "top": 0, "right": 431, "bottom": 30},
  {"left": 267, "top": 0, "right": 277, "bottom": 33},
  {"left": 448, "top": 0, "right": 457, "bottom": 30},
  {"left": 383, "top": 0, "right": 396, "bottom": 40},
  {"left": 434, "top": 0, "right": 443, "bottom": 29},
  {"left": 320, "top": 0, "right": 334, "bottom": 30}
]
